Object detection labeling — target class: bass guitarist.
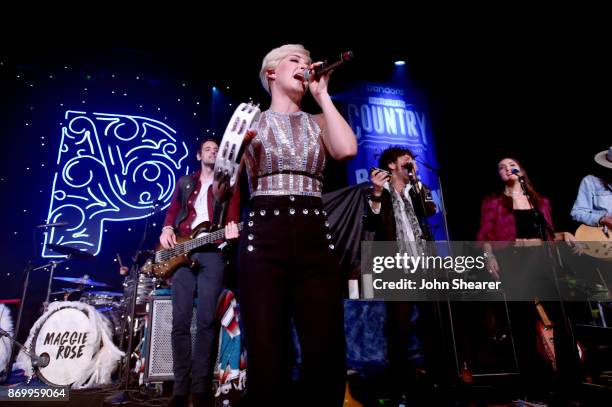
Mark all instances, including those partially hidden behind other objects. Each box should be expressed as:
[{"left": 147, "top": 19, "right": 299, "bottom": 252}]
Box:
[{"left": 159, "top": 138, "right": 241, "bottom": 407}]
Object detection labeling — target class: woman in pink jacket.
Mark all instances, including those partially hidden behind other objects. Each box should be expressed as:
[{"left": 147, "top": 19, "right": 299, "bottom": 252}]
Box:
[{"left": 476, "top": 157, "right": 575, "bottom": 404}]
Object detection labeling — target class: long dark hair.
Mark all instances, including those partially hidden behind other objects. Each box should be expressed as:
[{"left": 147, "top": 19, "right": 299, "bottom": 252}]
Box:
[{"left": 498, "top": 157, "right": 544, "bottom": 208}]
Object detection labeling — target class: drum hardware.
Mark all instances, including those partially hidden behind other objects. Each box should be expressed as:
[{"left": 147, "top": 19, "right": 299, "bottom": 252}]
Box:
[
  {"left": 122, "top": 274, "right": 157, "bottom": 307},
  {"left": 41, "top": 260, "right": 66, "bottom": 311},
  {"left": 104, "top": 199, "right": 164, "bottom": 404},
  {"left": 104, "top": 249, "right": 155, "bottom": 406},
  {"left": 49, "top": 288, "right": 84, "bottom": 302},
  {"left": 43, "top": 244, "right": 95, "bottom": 310},
  {"left": 12, "top": 258, "right": 69, "bottom": 354},
  {"left": 9, "top": 229, "right": 89, "bottom": 377},
  {"left": 80, "top": 291, "right": 123, "bottom": 307},
  {"left": 46, "top": 243, "right": 95, "bottom": 261},
  {"left": 49, "top": 288, "right": 83, "bottom": 296}
]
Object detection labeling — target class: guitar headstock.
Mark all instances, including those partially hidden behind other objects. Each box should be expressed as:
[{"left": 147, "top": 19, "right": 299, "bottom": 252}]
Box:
[{"left": 214, "top": 102, "right": 261, "bottom": 188}]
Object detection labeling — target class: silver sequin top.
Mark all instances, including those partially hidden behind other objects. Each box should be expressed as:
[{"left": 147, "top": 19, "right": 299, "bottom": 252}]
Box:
[{"left": 244, "top": 110, "right": 327, "bottom": 197}]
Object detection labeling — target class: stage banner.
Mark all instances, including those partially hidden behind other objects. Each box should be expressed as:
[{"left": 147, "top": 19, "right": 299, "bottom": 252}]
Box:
[{"left": 336, "top": 82, "right": 448, "bottom": 241}]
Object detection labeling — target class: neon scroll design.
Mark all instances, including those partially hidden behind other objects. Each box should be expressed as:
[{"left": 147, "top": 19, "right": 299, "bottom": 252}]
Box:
[{"left": 42, "top": 111, "right": 189, "bottom": 257}]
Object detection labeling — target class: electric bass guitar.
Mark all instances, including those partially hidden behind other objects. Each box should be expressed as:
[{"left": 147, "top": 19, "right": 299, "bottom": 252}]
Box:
[{"left": 144, "top": 221, "right": 243, "bottom": 280}]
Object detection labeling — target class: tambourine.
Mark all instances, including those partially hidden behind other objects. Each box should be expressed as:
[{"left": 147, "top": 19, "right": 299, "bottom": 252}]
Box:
[{"left": 214, "top": 102, "right": 261, "bottom": 187}]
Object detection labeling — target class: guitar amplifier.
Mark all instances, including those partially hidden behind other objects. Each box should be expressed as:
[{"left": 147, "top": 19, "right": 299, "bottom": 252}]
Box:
[{"left": 143, "top": 296, "right": 197, "bottom": 383}]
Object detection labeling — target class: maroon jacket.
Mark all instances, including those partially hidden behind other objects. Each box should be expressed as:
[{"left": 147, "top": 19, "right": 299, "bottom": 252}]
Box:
[
  {"left": 476, "top": 193, "right": 554, "bottom": 241},
  {"left": 163, "top": 170, "right": 241, "bottom": 237}
]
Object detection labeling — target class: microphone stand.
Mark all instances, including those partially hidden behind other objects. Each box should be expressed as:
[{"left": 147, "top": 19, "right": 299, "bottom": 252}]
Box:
[
  {"left": 10, "top": 259, "right": 66, "bottom": 374},
  {"left": 516, "top": 175, "right": 554, "bottom": 241},
  {"left": 516, "top": 175, "right": 579, "bottom": 392},
  {"left": 415, "top": 159, "right": 451, "bottom": 242},
  {"left": 1, "top": 327, "right": 50, "bottom": 371},
  {"left": 409, "top": 171, "right": 434, "bottom": 242},
  {"left": 413, "top": 159, "right": 455, "bottom": 389},
  {"left": 104, "top": 203, "right": 158, "bottom": 406}
]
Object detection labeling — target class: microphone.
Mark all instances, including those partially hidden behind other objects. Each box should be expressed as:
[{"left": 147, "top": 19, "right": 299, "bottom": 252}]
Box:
[
  {"left": 511, "top": 168, "right": 525, "bottom": 182},
  {"left": 32, "top": 352, "right": 50, "bottom": 368},
  {"left": 36, "top": 221, "right": 68, "bottom": 229},
  {"left": 304, "top": 50, "right": 354, "bottom": 81},
  {"left": 404, "top": 162, "right": 416, "bottom": 181}
]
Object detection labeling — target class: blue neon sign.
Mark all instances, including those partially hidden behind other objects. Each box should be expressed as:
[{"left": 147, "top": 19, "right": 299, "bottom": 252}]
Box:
[{"left": 42, "top": 111, "right": 189, "bottom": 257}]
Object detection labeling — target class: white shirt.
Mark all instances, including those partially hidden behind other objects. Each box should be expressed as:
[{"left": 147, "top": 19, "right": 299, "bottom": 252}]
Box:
[{"left": 191, "top": 178, "right": 214, "bottom": 229}]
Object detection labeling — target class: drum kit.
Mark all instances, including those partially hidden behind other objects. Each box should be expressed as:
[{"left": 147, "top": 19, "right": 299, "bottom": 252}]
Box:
[{"left": 5, "top": 242, "right": 162, "bottom": 388}]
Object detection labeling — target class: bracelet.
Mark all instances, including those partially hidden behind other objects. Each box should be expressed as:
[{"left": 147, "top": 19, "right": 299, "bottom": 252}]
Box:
[{"left": 162, "top": 226, "right": 175, "bottom": 232}]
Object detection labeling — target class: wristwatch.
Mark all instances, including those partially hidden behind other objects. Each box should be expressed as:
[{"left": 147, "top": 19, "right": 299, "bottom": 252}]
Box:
[{"left": 369, "top": 194, "right": 382, "bottom": 203}]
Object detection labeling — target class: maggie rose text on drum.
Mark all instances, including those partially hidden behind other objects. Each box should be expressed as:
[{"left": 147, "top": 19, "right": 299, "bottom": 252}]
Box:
[{"left": 42, "top": 331, "right": 89, "bottom": 359}]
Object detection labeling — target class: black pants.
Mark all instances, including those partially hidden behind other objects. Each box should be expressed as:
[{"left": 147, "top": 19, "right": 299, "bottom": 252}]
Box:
[
  {"left": 238, "top": 196, "right": 346, "bottom": 407},
  {"left": 171, "top": 251, "right": 225, "bottom": 395}
]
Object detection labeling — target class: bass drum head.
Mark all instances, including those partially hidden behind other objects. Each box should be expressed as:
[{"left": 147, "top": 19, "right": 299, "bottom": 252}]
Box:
[{"left": 31, "top": 307, "right": 99, "bottom": 386}]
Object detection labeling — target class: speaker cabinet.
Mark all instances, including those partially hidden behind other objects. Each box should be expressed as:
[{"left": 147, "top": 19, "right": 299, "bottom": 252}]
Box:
[{"left": 143, "top": 296, "right": 196, "bottom": 383}]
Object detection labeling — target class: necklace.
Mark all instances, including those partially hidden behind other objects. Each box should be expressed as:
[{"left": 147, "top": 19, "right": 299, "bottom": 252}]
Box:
[{"left": 504, "top": 189, "right": 524, "bottom": 196}]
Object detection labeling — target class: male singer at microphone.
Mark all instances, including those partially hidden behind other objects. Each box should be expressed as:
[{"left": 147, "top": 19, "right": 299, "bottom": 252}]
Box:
[
  {"left": 367, "top": 146, "right": 437, "bottom": 404},
  {"left": 369, "top": 147, "right": 436, "bottom": 239}
]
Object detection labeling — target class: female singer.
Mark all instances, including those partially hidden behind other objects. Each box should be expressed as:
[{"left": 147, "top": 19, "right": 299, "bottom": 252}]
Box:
[
  {"left": 215, "top": 44, "right": 357, "bottom": 407},
  {"left": 477, "top": 157, "right": 575, "bottom": 403}
]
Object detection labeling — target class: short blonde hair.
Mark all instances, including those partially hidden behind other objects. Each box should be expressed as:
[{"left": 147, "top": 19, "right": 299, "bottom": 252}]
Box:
[{"left": 259, "top": 44, "right": 311, "bottom": 94}]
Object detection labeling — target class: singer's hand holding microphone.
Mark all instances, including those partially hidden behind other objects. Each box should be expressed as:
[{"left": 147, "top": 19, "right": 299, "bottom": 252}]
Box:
[
  {"left": 370, "top": 167, "right": 390, "bottom": 195},
  {"left": 303, "top": 51, "right": 353, "bottom": 99}
]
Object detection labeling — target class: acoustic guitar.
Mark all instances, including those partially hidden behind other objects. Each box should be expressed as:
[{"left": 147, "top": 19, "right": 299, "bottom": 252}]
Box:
[
  {"left": 574, "top": 224, "right": 612, "bottom": 260},
  {"left": 535, "top": 299, "right": 556, "bottom": 371},
  {"left": 343, "top": 380, "right": 363, "bottom": 407}
]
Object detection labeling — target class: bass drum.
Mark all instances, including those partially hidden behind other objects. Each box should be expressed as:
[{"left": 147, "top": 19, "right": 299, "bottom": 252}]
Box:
[{"left": 18, "top": 302, "right": 123, "bottom": 388}]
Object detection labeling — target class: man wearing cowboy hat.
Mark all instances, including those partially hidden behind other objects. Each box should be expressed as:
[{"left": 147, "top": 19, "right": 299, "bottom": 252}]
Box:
[{"left": 571, "top": 146, "right": 612, "bottom": 228}]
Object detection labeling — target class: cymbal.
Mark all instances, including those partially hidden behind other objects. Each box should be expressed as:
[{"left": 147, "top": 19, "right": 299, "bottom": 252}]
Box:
[
  {"left": 46, "top": 244, "right": 95, "bottom": 261},
  {"left": 53, "top": 275, "right": 110, "bottom": 287},
  {"left": 84, "top": 291, "right": 123, "bottom": 297},
  {"left": 49, "top": 288, "right": 83, "bottom": 296}
]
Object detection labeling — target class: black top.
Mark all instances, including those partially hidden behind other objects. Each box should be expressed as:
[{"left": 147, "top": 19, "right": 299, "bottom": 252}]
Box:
[{"left": 514, "top": 209, "right": 543, "bottom": 239}]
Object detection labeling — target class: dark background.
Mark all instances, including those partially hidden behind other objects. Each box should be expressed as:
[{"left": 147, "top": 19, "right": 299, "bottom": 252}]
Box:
[{"left": 0, "top": 22, "right": 608, "bottom": 339}]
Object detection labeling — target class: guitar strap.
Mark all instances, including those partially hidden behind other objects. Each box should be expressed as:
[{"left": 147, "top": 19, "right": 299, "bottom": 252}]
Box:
[{"left": 211, "top": 198, "right": 226, "bottom": 228}]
